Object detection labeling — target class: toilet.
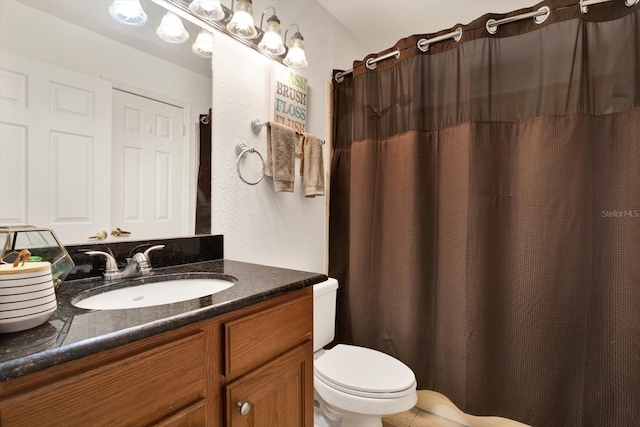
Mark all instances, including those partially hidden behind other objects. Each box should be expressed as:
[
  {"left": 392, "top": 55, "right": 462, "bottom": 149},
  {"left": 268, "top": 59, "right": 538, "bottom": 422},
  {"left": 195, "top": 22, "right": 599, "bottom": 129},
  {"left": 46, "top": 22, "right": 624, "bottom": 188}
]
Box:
[{"left": 313, "top": 278, "right": 418, "bottom": 427}]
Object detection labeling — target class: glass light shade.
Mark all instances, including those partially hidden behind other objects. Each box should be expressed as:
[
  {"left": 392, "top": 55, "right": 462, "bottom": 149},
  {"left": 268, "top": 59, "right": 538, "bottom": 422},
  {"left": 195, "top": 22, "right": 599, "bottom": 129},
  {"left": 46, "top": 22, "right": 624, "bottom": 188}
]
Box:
[
  {"left": 284, "top": 36, "right": 308, "bottom": 68},
  {"left": 226, "top": 0, "right": 258, "bottom": 39},
  {"left": 258, "top": 19, "right": 285, "bottom": 56},
  {"left": 192, "top": 30, "right": 214, "bottom": 58},
  {"left": 156, "top": 11, "right": 190, "bottom": 44},
  {"left": 189, "top": 0, "right": 225, "bottom": 21},
  {"left": 108, "top": 0, "right": 147, "bottom": 26}
]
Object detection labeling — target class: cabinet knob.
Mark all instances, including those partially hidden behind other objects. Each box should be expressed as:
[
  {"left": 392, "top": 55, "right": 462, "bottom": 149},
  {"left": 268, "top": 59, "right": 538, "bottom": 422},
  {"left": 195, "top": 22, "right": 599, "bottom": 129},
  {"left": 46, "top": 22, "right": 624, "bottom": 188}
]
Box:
[{"left": 236, "top": 401, "right": 252, "bottom": 416}]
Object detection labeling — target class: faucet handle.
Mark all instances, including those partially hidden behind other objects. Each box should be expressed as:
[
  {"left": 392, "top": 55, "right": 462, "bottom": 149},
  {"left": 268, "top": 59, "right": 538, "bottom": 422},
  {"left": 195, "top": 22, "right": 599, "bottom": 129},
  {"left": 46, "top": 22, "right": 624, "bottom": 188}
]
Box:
[
  {"left": 131, "top": 245, "right": 165, "bottom": 274},
  {"left": 143, "top": 245, "right": 165, "bottom": 259},
  {"left": 85, "top": 251, "right": 118, "bottom": 273}
]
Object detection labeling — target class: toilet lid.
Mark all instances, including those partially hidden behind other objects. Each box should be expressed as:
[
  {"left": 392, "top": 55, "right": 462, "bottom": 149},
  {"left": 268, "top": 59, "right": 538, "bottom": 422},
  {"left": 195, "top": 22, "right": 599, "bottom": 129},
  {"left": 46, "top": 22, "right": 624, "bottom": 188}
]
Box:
[{"left": 314, "top": 345, "right": 416, "bottom": 395}]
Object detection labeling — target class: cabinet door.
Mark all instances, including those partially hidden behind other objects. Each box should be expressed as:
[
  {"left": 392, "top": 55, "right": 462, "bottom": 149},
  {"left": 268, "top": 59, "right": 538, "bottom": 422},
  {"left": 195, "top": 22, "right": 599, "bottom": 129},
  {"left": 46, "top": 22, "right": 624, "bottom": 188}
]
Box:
[{"left": 225, "top": 342, "right": 313, "bottom": 427}]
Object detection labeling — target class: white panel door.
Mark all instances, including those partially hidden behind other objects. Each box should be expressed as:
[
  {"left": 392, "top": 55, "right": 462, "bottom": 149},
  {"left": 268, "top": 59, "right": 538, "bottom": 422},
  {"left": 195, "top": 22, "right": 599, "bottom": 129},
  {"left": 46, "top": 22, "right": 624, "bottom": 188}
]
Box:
[
  {"left": 0, "top": 50, "right": 111, "bottom": 243},
  {"left": 112, "top": 90, "right": 185, "bottom": 240}
]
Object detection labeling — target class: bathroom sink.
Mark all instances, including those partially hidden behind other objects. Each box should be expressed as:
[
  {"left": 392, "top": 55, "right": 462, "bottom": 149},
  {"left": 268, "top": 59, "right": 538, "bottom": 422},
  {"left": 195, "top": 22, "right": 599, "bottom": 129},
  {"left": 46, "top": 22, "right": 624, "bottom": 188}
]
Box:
[{"left": 73, "top": 274, "right": 235, "bottom": 310}]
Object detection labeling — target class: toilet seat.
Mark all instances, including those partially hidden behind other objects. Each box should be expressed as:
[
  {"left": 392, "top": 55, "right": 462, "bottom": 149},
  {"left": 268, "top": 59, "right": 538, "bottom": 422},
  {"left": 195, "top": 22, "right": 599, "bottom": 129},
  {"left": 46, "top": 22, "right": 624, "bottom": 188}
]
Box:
[{"left": 314, "top": 344, "right": 417, "bottom": 399}]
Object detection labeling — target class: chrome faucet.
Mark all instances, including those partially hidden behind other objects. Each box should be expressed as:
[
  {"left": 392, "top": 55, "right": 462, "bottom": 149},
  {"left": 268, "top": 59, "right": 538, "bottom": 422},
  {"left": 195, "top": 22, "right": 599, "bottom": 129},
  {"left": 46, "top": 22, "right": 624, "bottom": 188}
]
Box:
[{"left": 86, "top": 245, "right": 165, "bottom": 282}]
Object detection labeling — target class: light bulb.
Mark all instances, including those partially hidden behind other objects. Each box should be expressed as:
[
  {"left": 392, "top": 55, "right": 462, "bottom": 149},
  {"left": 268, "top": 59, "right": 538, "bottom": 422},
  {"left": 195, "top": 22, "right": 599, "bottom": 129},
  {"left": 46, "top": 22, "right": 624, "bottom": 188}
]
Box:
[
  {"left": 192, "top": 30, "right": 214, "bottom": 58},
  {"left": 157, "top": 11, "right": 189, "bottom": 44},
  {"left": 258, "top": 17, "right": 285, "bottom": 56},
  {"left": 226, "top": 0, "right": 258, "bottom": 39},
  {"left": 284, "top": 34, "right": 308, "bottom": 68},
  {"left": 189, "top": 0, "right": 225, "bottom": 21},
  {"left": 108, "top": 0, "right": 147, "bottom": 26}
]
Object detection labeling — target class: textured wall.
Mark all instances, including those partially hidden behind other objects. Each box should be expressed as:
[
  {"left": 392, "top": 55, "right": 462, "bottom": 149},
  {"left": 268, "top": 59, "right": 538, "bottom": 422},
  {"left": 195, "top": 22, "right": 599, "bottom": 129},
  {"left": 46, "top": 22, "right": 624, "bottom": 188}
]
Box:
[{"left": 211, "top": 1, "right": 365, "bottom": 273}]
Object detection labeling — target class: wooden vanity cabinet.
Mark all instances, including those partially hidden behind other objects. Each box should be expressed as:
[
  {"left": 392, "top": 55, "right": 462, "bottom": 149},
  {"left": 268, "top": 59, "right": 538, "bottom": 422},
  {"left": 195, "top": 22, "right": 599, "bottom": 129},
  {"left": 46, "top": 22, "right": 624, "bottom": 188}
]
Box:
[
  {"left": 225, "top": 343, "right": 312, "bottom": 426},
  {"left": 222, "top": 291, "right": 314, "bottom": 426},
  {"left": 0, "top": 287, "right": 313, "bottom": 427}
]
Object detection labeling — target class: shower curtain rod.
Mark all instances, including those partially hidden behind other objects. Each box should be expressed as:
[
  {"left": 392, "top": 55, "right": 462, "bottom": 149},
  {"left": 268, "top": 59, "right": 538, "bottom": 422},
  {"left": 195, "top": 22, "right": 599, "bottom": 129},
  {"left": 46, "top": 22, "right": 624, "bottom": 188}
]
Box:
[
  {"left": 417, "top": 27, "right": 463, "bottom": 52},
  {"left": 334, "top": 0, "right": 639, "bottom": 83},
  {"left": 581, "top": 0, "right": 639, "bottom": 13},
  {"left": 335, "top": 49, "right": 399, "bottom": 83},
  {"left": 485, "top": 6, "right": 550, "bottom": 34}
]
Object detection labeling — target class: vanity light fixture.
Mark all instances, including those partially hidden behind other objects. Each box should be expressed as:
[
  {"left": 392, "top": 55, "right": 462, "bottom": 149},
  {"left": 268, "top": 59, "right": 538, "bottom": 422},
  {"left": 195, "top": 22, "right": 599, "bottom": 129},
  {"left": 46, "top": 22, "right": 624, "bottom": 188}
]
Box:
[
  {"left": 122, "top": 0, "right": 310, "bottom": 66},
  {"left": 257, "top": 7, "right": 285, "bottom": 56},
  {"left": 192, "top": 30, "right": 214, "bottom": 58},
  {"left": 108, "top": 0, "right": 148, "bottom": 26},
  {"left": 226, "top": 0, "right": 258, "bottom": 39},
  {"left": 283, "top": 24, "right": 308, "bottom": 68},
  {"left": 157, "top": 11, "right": 190, "bottom": 44},
  {"left": 189, "top": 0, "right": 225, "bottom": 21}
]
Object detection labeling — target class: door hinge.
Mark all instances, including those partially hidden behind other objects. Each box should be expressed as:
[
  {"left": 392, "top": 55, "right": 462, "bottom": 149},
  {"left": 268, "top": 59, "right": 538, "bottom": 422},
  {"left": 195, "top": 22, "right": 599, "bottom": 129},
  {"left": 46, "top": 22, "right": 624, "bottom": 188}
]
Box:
[{"left": 183, "top": 125, "right": 186, "bottom": 136}]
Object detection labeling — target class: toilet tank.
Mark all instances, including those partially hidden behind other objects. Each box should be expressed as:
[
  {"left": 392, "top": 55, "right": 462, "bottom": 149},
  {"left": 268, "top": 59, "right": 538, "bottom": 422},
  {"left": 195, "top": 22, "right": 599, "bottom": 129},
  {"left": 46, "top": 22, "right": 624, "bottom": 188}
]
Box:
[{"left": 313, "top": 278, "right": 339, "bottom": 352}]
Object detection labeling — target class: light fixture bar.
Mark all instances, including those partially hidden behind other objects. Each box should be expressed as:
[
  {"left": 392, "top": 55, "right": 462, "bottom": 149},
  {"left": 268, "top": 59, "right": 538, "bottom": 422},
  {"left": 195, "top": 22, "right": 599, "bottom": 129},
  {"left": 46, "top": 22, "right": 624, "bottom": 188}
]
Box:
[
  {"left": 149, "top": 0, "right": 218, "bottom": 34},
  {"left": 148, "top": 0, "right": 288, "bottom": 65}
]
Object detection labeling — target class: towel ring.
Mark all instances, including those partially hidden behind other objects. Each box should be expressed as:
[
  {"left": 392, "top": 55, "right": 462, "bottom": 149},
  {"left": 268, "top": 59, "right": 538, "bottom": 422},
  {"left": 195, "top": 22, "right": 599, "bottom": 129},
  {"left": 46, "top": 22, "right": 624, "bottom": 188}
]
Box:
[{"left": 235, "top": 143, "right": 264, "bottom": 185}]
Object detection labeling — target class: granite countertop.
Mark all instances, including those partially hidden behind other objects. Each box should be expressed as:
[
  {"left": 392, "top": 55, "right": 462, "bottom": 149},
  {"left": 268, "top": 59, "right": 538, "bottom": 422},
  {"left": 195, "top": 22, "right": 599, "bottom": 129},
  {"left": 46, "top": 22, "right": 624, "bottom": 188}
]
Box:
[{"left": 0, "top": 259, "right": 327, "bottom": 382}]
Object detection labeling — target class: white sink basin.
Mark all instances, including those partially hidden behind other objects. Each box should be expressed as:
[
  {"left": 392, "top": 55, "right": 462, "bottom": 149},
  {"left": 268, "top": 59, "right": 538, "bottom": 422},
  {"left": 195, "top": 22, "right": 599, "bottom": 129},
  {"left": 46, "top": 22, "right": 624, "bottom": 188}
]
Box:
[{"left": 74, "top": 277, "right": 234, "bottom": 310}]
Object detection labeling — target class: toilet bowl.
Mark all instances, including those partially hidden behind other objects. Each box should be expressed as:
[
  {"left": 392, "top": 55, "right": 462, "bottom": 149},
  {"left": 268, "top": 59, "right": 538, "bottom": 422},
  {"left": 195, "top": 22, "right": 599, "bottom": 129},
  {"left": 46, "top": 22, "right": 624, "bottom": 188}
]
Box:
[{"left": 313, "top": 279, "right": 417, "bottom": 427}]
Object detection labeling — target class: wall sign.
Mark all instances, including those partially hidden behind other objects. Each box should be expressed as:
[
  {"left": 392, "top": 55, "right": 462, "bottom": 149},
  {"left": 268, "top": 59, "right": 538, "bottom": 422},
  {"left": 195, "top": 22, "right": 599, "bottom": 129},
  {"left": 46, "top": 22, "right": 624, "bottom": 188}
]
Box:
[{"left": 270, "top": 66, "right": 308, "bottom": 133}]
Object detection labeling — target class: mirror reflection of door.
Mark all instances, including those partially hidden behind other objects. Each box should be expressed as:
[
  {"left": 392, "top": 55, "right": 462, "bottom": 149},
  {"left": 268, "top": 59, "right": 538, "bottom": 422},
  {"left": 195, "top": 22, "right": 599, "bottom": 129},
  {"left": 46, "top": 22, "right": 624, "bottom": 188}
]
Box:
[
  {"left": 0, "top": 51, "right": 112, "bottom": 243},
  {"left": 112, "top": 89, "right": 186, "bottom": 241},
  {"left": 1, "top": 0, "right": 213, "bottom": 244}
]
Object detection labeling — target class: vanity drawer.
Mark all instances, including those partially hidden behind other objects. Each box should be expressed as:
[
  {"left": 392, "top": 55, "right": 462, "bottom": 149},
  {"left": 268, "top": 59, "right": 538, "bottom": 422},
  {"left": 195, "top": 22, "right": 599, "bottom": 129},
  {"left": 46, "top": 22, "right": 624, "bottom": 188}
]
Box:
[
  {"left": 0, "top": 332, "right": 206, "bottom": 427},
  {"left": 153, "top": 399, "right": 206, "bottom": 427},
  {"left": 224, "top": 293, "right": 312, "bottom": 377}
]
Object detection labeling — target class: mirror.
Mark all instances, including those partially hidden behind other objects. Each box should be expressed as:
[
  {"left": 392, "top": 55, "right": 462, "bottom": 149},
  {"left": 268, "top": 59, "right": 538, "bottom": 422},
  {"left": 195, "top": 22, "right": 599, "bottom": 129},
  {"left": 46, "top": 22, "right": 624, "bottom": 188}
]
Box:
[{"left": 0, "top": 0, "right": 212, "bottom": 244}]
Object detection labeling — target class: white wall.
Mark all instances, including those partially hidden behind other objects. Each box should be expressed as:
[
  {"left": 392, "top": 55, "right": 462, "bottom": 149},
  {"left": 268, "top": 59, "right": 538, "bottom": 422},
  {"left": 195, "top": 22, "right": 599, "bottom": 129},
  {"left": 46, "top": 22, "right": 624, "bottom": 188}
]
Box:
[{"left": 211, "top": 1, "right": 365, "bottom": 273}]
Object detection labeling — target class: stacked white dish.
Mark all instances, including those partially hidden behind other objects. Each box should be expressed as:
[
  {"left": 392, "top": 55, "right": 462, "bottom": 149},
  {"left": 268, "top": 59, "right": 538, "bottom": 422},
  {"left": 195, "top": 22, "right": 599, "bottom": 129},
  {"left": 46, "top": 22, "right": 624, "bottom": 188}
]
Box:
[{"left": 0, "top": 257, "right": 57, "bottom": 334}]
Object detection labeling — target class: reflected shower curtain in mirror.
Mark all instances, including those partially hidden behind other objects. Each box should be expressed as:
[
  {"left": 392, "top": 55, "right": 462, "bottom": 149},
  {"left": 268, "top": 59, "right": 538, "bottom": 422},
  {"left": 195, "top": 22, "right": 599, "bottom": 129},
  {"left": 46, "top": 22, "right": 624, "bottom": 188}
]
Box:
[
  {"left": 329, "top": 1, "right": 639, "bottom": 426},
  {"left": 195, "top": 111, "right": 212, "bottom": 235}
]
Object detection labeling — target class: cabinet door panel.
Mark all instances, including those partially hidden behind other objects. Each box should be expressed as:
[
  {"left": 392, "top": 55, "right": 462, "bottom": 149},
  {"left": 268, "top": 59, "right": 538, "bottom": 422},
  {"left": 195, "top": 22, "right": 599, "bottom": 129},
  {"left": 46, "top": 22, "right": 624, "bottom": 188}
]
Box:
[
  {"left": 225, "top": 342, "right": 313, "bottom": 427},
  {"left": 0, "top": 333, "right": 206, "bottom": 427},
  {"left": 153, "top": 399, "right": 206, "bottom": 427}
]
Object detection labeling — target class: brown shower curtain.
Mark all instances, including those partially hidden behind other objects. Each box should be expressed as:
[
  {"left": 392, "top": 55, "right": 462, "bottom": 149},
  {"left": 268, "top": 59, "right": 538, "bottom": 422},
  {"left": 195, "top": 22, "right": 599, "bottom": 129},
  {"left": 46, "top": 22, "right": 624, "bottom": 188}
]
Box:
[{"left": 329, "top": 1, "right": 640, "bottom": 426}]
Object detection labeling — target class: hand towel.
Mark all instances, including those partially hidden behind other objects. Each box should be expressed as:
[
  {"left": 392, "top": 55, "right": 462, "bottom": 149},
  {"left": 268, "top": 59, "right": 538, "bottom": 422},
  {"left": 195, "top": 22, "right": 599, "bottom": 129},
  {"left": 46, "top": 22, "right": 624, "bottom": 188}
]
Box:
[
  {"left": 300, "top": 133, "right": 325, "bottom": 198},
  {"left": 265, "top": 122, "right": 296, "bottom": 192}
]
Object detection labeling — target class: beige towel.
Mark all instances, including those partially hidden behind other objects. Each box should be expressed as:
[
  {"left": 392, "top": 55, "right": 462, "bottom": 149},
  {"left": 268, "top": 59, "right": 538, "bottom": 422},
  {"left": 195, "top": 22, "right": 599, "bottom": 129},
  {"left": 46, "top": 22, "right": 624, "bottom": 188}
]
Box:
[
  {"left": 265, "top": 122, "right": 296, "bottom": 192},
  {"left": 300, "top": 133, "right": 325, "bottom": 198}
]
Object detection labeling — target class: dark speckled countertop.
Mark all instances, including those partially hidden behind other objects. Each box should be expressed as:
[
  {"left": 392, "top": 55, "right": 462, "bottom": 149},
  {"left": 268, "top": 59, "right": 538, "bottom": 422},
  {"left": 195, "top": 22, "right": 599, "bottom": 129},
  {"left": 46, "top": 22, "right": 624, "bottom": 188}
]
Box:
[{"left": 0, "top": 260, "right": 327, "bottom": 382}]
